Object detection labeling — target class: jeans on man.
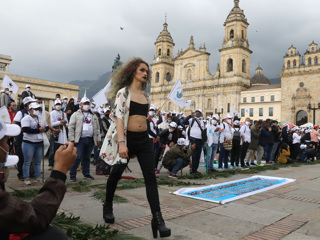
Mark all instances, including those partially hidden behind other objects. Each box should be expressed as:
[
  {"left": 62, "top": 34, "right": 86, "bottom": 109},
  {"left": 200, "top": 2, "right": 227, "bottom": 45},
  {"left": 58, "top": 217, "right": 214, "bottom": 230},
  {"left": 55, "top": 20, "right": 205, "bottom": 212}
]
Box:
[
  {"left": 189, "top": 137, "right": 204, "bottom": 172},
  {"left": 256, "top": 145, "right": 264, "bottom": 164},
  {"left": 22, "top": 141, "right": 43, "bottom": 179},
  {"left": 264, "top": 144, "right": 273, "bottom": 162},
  {"left": 219, "top": 143, "right": 230, "bottom": 169},
  {"left": 69, "top": 137, "right": 94, "bottom": 180},
  {"left": 207, "top": 143, "right": 218, "bottom": 169},
  {"left": 168, "top": 157, "right": 189, "bottom": 175},
  {"left": 270, "top": 141, "right": 280, "bottom": 162}
]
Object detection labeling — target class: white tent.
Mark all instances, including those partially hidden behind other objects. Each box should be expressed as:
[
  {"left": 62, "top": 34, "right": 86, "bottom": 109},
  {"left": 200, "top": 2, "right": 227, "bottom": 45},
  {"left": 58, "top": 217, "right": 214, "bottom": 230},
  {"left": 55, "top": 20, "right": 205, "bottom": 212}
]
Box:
[{"left": 300, "top": 122, "right": 313, "bottom": 128}]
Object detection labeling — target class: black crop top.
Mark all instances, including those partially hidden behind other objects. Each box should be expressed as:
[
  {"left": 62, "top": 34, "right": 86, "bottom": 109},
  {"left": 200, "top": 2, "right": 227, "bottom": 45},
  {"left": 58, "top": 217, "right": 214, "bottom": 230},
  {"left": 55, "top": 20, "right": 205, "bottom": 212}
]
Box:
[{"left": 129, "top": 101, "right": 148, "bottom": 117}]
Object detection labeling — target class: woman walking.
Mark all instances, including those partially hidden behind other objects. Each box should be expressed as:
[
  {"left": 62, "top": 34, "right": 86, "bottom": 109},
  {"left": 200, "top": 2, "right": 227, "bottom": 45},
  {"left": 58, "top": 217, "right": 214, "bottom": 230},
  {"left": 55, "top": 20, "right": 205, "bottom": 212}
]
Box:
[{"left": 100, "top": 58, "right": 171, "bottom": 238}]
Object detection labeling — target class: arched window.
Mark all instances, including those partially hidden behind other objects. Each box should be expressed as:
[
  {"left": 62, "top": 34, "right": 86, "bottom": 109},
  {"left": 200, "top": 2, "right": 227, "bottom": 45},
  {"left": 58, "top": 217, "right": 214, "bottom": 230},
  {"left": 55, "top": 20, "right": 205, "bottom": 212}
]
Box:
[
  {"left": 167, "top": 49, "right": 170, "bottom": 57},
  {"left": 293, "top": 60, "right": 296, "bottom": 68},
  {"left": 315, "top": 56, "right": 318, "bottom": 65},
  {"left": 155, "top": 72, "right": 159, "bottom": 83},
  {"left": 291, "top": 51, "right": 293, "bottom": 56},
  {"left": 207, "top": 99, "right": 212, "bottom": 108},
  {"left": 227, "top": 58, "right": 233, "bottom": 72},
  {"left": 308, "top": 57, "right": 312, "bottom": 66},
  {"left": 158, "top": 48, "right": 161, "bottom": 56},
  {"left": 241, "top": 30, "right": 244, "bottom": 39},
  {"left": 230, "top": 29, "right": 234, "bottom": 39},
  {"left": 287, "top": 60, "right": 291, "bottom": 68},
  {"left": 166, "top": 72, "right": 171, "bottom": 82},
  {"left": 242, "top": 59, "right": 246, "bottom": 73},
  {"left": 312, "top": 47, "right": 315, "bottom": 52},
  {"left": 296, "top": 110, "right": 308, "bottom": 126},
  {"left": 187, "top": 69, "right": 192, "bottom": 80}
]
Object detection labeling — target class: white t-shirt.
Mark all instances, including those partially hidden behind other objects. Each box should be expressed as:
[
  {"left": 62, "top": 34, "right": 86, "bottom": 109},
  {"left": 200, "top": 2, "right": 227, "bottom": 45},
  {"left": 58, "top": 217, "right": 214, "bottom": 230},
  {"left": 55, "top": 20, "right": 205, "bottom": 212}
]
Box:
[
  {"left": 207, "top": 124, "right": 219, "bottom": 145},
  {"left": 240, "top": 124, "right": 251, "bottom": 143},
  {"left": 292, "top": 132, "right": 301, "bottom": 144},
  {"left": 81, "top": 113, "right": 94, "bottom": 138},
  {"left": 220, "top": 122, "right": 233, "bottom": 142},
  {"left": 21, "top": 115, "right": 47, "bottom": 142},
  {"left": 188, "top": 117, "right": 205, "bottom": 139},
  {"left": 50, "top": 110, "right": 68, "bottom": 127},
  {"left": 14, "top": 111, "right": 29, "bottom": 123}
]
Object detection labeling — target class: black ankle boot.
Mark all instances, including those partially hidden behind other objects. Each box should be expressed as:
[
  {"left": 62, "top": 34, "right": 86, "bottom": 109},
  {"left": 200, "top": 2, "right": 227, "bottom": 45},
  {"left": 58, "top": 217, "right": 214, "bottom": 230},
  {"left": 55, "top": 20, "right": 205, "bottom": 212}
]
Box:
[
  {"left": 151, "top": 212, "right": 171, "bottom": 238},
  {"left": 103, "top": 201, "right": 115, "bottom": 224}
]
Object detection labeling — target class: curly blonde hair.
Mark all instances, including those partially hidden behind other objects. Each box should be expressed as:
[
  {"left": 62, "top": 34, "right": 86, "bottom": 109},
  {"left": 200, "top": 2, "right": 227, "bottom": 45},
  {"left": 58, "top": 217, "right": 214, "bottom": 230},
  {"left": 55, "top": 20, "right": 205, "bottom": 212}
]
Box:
[{"left": 108, "top": 57, "right": 151, "bottom": 104}]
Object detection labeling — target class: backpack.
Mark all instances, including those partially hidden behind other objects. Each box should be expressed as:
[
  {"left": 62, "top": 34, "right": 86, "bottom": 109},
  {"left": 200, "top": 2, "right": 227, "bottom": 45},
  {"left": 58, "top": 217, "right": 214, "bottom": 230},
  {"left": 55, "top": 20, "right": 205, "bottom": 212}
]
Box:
[
  {"left": 187, "top": 118, "right": 207, "bottom": 142},
  {"left": 232, "top": 128, "right": 241, "bottom": 146}
]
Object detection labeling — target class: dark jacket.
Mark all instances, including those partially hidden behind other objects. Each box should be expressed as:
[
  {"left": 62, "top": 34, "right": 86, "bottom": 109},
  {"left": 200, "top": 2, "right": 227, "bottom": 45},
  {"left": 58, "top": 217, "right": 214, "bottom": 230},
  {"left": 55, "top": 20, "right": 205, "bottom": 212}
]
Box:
[
  {"left": 163, "top": 144, "right": 193, "bottom": 166},
  {"left": 266, "top": 125, "right": 275, "bottom": 145},
  {"left": 160, "top": 128, "right": 179, "bottom": 146},
  {"left": 21, "top": 91, "right": 36, "bottom": 100},
  {"left": 248, "top": 125, "right": 261, "bottom": 150},
  {"left": 282, "top": 127, "right": 289, "bottom": 144},
  {"left": 259, "top": 126, "right": 271, "bottom": 147},
  {"left": 0, "top": 171, "right": 66, "bottom": 238}
]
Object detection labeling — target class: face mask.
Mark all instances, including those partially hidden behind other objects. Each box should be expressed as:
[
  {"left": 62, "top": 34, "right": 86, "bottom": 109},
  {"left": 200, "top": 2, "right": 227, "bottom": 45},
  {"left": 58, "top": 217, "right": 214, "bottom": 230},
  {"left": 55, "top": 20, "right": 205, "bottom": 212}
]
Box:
[
  {"left": 0, "top": 146, "right": 8, "bottom": 169},
  {"left": 212, "top": 120, "right": 217, "bottom": 125},
  {"left": 246, "top": 121, "right": 250, "bottom": 126},
  {"left": 64, "top": 100, "right": 68, "bottom": 103},
  {"left": 26, "top": 88, "right": 30, "bottom": 92},
  {"left": 33, "top": 110, "right": 40, "bottom": 116},
  {"left": 167, "top": 120, "right": 172, "bottom": 123},
  {"left": 11, "top": 106, "right": 17, "bottom": 111},
  {"left": 227, "top": 119, "right": 232, "bottom": 124},
  {"left": 83, "top": 105, "right": 90, "bottom": 111},
  {"left": 55, "top": 105, "right": 62, "bottom": 111},
  {"left": 9, "top": 92, "right": 12, "bottom": 95},
  {"left": 149, "top": 111, "right": 155, "bottom": 117},
  {"left": 5, "top": 91, "right": 9, "bottom": 94},
  {"left": 169, "top": 129, "right": 174, "bottom": 133}
]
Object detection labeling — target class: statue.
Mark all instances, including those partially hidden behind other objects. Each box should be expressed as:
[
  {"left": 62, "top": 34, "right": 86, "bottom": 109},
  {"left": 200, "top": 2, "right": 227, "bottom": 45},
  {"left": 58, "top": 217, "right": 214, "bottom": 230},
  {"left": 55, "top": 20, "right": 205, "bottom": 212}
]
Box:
[{"left": 112, "top": 54, "right": 122, "bottom": 72}]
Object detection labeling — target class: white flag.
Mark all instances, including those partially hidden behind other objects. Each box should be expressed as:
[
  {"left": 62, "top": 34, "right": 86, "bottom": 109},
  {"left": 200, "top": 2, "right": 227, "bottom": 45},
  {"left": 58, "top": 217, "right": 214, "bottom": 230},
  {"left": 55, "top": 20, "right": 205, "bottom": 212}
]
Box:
[
  {"left": 104, "top": 80, "right": 112, "bottom": 93},
  {"left": 245, "top": 108, "right": 249, "bottom": 113},
  {"left": 92, "top": 88, "right": 108, "bottom": 106},
  {"left": 1, "top": 75, "right": 19, "bottom": 94},
  {"left": 184, "top": 100, "right": 192, "bottom": 108},
  {"left": 0, "top": 106, "right": 11, "bottom": 124},
  {"left": 231, "top": 108, "right": 239, "bottom": 116},
  {"left": 168, "top": 79, "right": 184, "bottom": 108}
]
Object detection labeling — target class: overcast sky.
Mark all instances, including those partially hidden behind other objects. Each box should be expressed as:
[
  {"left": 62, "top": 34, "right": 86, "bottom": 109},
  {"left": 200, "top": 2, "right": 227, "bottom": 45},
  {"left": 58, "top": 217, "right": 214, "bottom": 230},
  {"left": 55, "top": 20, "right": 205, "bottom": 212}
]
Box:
[{"left": 2, "top": 0, "right": 320, "bottom": 83}]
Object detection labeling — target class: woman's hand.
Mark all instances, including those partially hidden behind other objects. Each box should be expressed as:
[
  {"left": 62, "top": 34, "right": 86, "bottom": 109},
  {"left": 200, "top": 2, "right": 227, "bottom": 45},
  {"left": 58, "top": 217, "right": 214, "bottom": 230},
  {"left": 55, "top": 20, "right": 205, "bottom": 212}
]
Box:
[
  {"left": 39, "top": 127, "right": 46, "bottom": 132},
  {"left": 119, "top": 143, "right": 129, "bottom": 159}
]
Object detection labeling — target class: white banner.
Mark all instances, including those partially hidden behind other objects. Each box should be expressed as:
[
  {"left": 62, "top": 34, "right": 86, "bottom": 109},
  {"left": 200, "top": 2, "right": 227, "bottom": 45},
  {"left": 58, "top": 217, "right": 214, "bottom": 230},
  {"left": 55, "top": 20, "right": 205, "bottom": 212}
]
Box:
[
  {"left": 184, "top": 100, "right": 192, "bottom": 108},
  {"left": 231, "top": 108, "right": 239, "bottom": 116},
  {"left": 104, "top": 80, "right": 112, "bottom": 93},
  {"left": 1, "top": 75, "right": 19, "bottom": 94},
  {"left": 168, "top": 79, "right": 184, "bottom": 108},
  {"left": 92, "top": 88, "right": 108, "bottom": 107}
]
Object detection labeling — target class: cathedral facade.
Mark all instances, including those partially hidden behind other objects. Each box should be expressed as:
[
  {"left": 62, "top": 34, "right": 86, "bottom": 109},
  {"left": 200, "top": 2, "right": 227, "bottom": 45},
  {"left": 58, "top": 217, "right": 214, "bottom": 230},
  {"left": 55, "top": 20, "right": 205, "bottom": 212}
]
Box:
[{"left": 150, "top": 0, "right": 252, "bottom": 117}]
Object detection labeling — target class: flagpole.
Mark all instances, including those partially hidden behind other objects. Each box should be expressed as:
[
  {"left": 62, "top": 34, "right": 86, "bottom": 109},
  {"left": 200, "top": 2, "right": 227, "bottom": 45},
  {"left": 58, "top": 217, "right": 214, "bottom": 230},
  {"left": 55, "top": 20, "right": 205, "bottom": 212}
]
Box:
[{"left": 156, "top": 98, "right": 169, "bottom": 115}]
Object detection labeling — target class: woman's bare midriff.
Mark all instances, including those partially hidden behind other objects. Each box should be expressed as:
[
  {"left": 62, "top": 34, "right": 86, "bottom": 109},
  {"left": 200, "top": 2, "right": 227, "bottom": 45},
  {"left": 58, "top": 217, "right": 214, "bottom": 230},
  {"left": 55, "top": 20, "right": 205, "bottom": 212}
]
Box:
[{"left": 127, "top": 115, "right": 147, "bottom": 132}]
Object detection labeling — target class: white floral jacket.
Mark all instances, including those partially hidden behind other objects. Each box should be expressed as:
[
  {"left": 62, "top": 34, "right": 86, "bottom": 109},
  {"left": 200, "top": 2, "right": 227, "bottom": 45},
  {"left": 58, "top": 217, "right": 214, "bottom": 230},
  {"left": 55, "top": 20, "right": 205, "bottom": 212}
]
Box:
[{"left": 100, "top": 87, "right": 150, "bottom": 165}]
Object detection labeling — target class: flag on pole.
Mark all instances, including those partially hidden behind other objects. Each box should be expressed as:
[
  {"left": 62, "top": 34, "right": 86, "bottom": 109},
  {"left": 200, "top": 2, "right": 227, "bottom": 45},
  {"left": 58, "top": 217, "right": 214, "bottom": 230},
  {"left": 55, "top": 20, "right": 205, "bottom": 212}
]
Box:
[
  {"left": 231, "top": 108, "right": 239, "bottom": 116},
  {"left": 184, "top": 100, "right": 192, "bottom": 108},
  {"left": 83, "top": 89, "right": 87, "bottom": 98},
  {"left": 92, "top": 80, "right": 112, "bottom": 107},
  {"left": 168, "top": 79, "right": 184, "bottom": 108},
  {"left": 104, "top": 79, "right": 112, "bottom": 93},
  {"left": 1, "top": 75, "right": 19, "bottom": 94},
  {"left": 0, "top": 106, "right": 11, "bottom": 124},
  {"left": 245, "top": 108, "right": 249, "bottom": 114}
]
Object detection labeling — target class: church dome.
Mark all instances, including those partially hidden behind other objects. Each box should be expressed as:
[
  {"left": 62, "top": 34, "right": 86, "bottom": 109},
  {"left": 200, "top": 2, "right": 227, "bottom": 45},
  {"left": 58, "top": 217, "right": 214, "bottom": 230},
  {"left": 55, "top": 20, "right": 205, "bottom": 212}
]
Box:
[
  {"left": 250, "top": 66, "right": 271, "bottom": 85},
  {"left": 155, "top": 22, "right": 174, "bottom": 45},
  {"left": 224, "top": 0, "right": 248, "bottom": 26}
]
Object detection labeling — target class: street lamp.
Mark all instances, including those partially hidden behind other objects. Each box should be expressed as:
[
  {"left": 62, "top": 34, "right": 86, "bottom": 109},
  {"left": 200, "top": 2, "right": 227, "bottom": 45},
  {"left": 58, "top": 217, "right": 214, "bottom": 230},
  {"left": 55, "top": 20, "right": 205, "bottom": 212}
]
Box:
[
  {"left": 307, "top": 103, "right": 320, "bottom": 125},
  {"left": 215, "top": 108, "right": 224, "bottom": 118}
]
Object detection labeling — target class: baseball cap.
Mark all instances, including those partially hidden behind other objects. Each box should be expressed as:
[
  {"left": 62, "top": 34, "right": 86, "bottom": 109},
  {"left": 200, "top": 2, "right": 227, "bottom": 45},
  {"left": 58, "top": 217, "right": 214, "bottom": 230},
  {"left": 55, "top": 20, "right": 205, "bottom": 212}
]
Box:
[
  {"left": 169, "top": 122, "right": 177, "bottom": 128},
  {"left": 23, "top": 97, "right": 37, "bottom": 105},
  {"left": 63, "top": 96, "right": 68, "bottom": 99},
  {"left": 54, "top": 99, "right": 62, "bottom": 105},
  {"left": 0, "top": 119, "right": 21, "bottom": 167},
  {"left": 26, "top": 85, "right": 30, "bottom": 88},
  {"left": 177, "top": 138, "right": 186, "bottom": 146},
  {"left": 149, "top": 104, "right": 155, "bottom": 111},
  {"left": 224, "top": 114, "right": 232, "bottom": 119},
  {"left": 80, "top": 97, "right": 90, "bottom": 103},
  {"left": 29, "top": 102, "right": 41, "bottom": 109},
  {"left": 195, "top": 109, "right": 202, "bottom": 113}
]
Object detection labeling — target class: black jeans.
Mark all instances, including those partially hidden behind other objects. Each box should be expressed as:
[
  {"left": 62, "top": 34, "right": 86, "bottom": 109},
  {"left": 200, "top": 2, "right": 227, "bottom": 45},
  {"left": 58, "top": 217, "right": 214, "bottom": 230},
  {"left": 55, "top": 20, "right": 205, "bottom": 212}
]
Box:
[
  {"left": 240, "top": 141, "right": 249, "bottom": 167},
  {"left": 105, "top": 131, "right": 160, "bottom": 214},
  {"left": 189, "top": 137, "right": 204, "bottom": 173},
  {"left": 231, "top": 144, "right": 241, "bottom": 167}
]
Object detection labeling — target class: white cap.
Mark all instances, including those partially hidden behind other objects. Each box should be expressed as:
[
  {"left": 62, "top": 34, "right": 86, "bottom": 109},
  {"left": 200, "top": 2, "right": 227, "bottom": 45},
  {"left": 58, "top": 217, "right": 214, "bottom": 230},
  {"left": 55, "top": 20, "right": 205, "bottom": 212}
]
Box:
[
  {"left": 177, "top": 138, "right": 186, "bottom": 146},
  {"left": 178, "top": 125, "right": 183, "bottom": 129},
  {"left": 54, "top": 99, "right": 62, "bottom": 105},
  {"left": 292, "top": 127, "right": 299, "bottom": 132},
  {"left": 26, "top": 85, "right": 30, "bottom": 88},
  {"left": 29, "top": 102, "right": 41, "bottom": 109},
  {"left": 195, "top": 109, "right": 202, "bottom": 113},
  {"left": 169, "top": 122, "right": 177, "bottom": 128},
  {"left": 300, "top": 144, "right": 307, "bottom": 150},
  {"left": 63, "top": 96, "right": 68, "bottom": 99},
  {"left": 234, "top": 120, "right": 240, "bottom": 125},
  {"left": 92, "top": 102, "right": 96, "bottom": 105},
  {"left": 149, "top": 106, "right": 156, "bottom": 111},
  {"left": 172, "top": 110, "right": 177, "bottom": 115},
  {"left": 0, "top": 90, "right": 4, "bottom": 93},
  {"left": 224, "top": 114, "right": 232, "bottom": 119},
  {"left": 213, "top": 114, "right": 220, "bottom": 121},
  {"left": 23, "top": 97, "right": 37, "bottom": 105},
  {"left": 104, "top": 107, "right": 111, "bottom": 112},
  {"left": 81, "top": 97, "right": 90, "bottom": 103}
]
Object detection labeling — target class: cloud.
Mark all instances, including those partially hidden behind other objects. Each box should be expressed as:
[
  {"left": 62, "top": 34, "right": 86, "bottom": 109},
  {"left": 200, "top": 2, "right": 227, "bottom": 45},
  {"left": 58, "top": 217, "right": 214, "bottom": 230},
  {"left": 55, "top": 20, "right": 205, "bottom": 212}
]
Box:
[{"left": 1, "top": 0, "right": 320, "bottom": 82}]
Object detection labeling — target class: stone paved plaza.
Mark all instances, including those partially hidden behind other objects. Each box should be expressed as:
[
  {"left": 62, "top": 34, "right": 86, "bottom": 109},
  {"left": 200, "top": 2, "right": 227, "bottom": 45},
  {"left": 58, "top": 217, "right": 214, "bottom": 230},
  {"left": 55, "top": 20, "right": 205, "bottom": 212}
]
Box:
[{"left": 5, "top": 158, "right": 320, "bottom": 240}]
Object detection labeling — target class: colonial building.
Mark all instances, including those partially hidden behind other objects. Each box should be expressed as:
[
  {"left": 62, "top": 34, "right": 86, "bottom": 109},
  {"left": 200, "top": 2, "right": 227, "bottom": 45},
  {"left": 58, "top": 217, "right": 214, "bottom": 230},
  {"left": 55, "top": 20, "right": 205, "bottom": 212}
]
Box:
[
  {"left": 150, "top": 0, "right": 252, "bottom": 117},
  {"left": 280, "top": 42, "right": 320, "bottom": 125},
  {"left": 240, "top": 66, "right": 281, "bottom": 122},
  {"left": 0, "top": 54, "right": 80, "bottom": 110}
]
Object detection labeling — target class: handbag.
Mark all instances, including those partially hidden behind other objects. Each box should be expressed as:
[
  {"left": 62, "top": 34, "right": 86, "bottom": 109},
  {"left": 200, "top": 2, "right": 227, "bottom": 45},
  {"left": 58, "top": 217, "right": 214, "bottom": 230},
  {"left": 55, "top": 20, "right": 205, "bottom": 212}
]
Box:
[{"left": 223, "top": 140, "right": 233, "bottom": 151}]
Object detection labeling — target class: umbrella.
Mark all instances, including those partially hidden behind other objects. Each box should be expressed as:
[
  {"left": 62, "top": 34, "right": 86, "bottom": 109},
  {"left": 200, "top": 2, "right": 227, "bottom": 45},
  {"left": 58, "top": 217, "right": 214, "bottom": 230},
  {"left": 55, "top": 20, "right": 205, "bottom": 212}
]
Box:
[{"left": 300, "top": 122, "right": 313, "bottom": 128}]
